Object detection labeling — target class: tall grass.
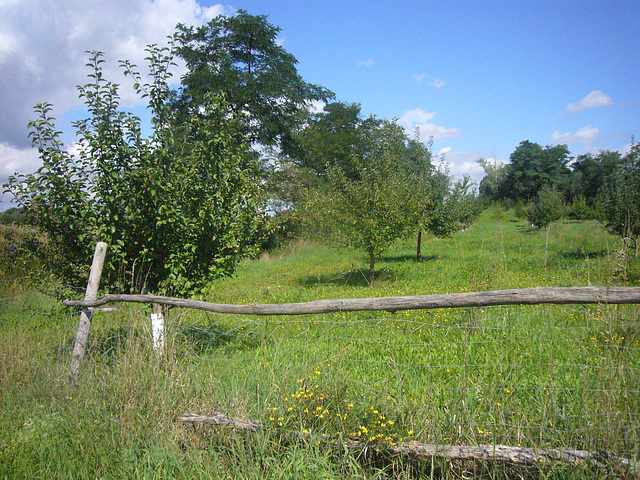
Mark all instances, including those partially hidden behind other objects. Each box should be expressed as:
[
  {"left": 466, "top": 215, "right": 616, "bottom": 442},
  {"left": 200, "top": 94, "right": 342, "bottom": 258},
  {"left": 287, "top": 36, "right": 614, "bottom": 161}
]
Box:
[{"left": 1, "top": 209, "right": 638, "bottom": 478}]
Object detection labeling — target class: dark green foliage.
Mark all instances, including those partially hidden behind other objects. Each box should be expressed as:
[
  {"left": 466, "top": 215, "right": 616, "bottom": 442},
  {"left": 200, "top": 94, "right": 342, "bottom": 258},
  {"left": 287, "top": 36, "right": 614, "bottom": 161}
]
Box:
[
  {"left": 5, "top": 48, "right": 265, "bottom": 295},
  {"left": 477, "top": 158, "right": 508, "bottom": 202},
  {"left": 526, "top": 187, "right": 565, "bottom": 229},
  {"left": 302, "top": 120, "right": 420, "bottom": 284},
  {"left": 298, "top": 107, "right": 459, "bottom": 283},
  {"left": 500, "top": 141, "right": 571, "bottom": 202},
  {"left": 598, "top": 142, "right": 640, "bottom": 253},
  {"left": 0, "top": 207, "right": 27, "bottom": 225},
  {"left": 295, "top": 102, "right": 381, "bottom": 180},
  {"left": 173, "top": 10, "right": 334, "bottom": 157},
  {"left": 450, "top": 175, "right": 482, "bottom": 229},
  {"left": 571, "top": 150, "right": 622, "bottom": 205},
  {"left": 566, "top": 195, "right": 595, "bottom": 220}
]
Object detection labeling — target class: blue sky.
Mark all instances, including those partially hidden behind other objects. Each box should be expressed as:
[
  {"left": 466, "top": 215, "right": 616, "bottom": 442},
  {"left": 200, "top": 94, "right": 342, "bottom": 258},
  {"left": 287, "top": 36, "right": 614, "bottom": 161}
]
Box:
[{"left": 0, "top": 0, "right": 638, "bottom": 207}]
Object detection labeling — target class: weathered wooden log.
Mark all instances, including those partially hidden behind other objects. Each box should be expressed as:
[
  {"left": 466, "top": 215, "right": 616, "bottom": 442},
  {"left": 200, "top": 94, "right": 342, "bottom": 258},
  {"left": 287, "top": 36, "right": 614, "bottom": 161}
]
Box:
[
  {"left": 178, "top": 412, "right": 638, "bottom": 474},
  {"left": 65, "top": 286, "right": 640, "bottom": 315},
  {"left": 179, "top": 412, "right": 260, "bottom": 432}
]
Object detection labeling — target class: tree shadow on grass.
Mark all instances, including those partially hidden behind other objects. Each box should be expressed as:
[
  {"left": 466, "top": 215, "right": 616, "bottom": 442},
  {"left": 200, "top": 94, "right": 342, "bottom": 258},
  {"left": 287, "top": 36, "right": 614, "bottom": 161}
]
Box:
[
  {"left": 560, "top": 248, "right": 610, "bottom": 260},
  {"left": 80, "top": 323, "right": 259, "bottom": 357},
  {"left": 172, "top": 324, "right": 260, "bottom": 353},
  {"left": 299, "top": 267, "right": 398, "bottom": 288},
  {"left": 382, "top": 254, "right": 438, "bottom": 263}
]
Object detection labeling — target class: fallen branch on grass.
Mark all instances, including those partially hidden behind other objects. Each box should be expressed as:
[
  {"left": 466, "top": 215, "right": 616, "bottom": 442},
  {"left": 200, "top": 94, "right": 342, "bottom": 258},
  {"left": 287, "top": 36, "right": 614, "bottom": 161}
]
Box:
[
  {"left": 179, "top": 412, "right": 261, "bottom": 432},
  {"left": 178, "top": 411, "right": 639, "bottom": 475},
  {"left": 65, "top": 286, "right": 640, "bottom": 315}
]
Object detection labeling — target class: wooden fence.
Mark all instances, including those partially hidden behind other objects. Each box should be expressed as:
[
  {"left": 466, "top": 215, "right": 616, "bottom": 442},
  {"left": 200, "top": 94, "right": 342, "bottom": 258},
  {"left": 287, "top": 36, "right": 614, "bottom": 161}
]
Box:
[{"left": 63, "top": 244, "right": 640, "bottom": 475}]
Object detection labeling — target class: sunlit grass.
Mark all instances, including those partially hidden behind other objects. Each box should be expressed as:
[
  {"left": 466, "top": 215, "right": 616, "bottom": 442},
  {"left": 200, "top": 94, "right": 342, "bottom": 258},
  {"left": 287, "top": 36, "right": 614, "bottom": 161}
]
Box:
[{"left": 1, "top": 207, "right": 639, "bottom": 478}]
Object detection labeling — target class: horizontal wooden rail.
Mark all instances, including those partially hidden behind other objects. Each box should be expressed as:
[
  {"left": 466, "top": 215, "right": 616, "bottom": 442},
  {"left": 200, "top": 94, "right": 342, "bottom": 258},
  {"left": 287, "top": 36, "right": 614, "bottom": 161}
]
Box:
[{"left": 64, "top": 286, "right": 640, "bottom": 315}]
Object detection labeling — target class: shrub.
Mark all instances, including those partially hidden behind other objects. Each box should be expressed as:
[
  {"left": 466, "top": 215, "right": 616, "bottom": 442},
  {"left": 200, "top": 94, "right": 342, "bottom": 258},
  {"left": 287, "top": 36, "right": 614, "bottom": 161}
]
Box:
[{"left": 526, "top": 187, "right": 564, "bottom": 228}]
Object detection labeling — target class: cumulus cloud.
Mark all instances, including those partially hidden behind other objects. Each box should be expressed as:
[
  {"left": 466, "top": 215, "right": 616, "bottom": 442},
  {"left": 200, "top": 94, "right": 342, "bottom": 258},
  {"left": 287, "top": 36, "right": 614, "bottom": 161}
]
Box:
[
  {"left": 566, "top": 90, "right": 613, "bottom": 113},
  {"left": 0, "top": 142, "right": 40, "bottom": 179},
  {"left": 306, "top": 100, "right": 326, "bottom": 114},
  {"left": 0, "top": 0, "right": 230, "bottom": 151},
  {"left": 436, "top": 149, "right": 501, "bottom": 184},
  {"left": 0, "top": 0, "right": 231, "bottom": 201},
  {"left": 0, "top": 142, "right": 41, "bottom": 207},
  {"left": 398, "top": 108, "right": 462, "bottom": 142},
  {"left": 551, "top": 125, "right": 599, "bottom": 145},
  {"left": 412, "top": 74, "right": 445, "bottom": 89},
  {"left": 357, "top": 58, "right": 375, "bottom": 68},
  {"left": 400, "top": 108, "right": 436, "bottom": 125}
]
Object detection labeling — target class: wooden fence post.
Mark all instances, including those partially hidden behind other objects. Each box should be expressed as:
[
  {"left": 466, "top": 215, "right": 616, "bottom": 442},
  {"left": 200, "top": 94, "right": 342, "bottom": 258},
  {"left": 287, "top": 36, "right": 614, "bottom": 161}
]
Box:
[{"left": 69, "top": 242, "right": 107, "bottom": 384}]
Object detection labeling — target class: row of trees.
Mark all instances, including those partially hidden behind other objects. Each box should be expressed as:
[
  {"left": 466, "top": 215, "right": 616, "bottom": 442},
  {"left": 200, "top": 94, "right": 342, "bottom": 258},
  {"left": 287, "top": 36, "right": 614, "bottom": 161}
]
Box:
[
  {"left": 5, "top": 11, "right": 475, "bottom": 293},
  {"left": 478, "top": 139, "right": 640, "bottom": 252},
  {"left": 478, "top": 140, "right": 628, "bottom": 207},
  {"left": 282, "top": 102, "right": 465, "bottom": 284}
]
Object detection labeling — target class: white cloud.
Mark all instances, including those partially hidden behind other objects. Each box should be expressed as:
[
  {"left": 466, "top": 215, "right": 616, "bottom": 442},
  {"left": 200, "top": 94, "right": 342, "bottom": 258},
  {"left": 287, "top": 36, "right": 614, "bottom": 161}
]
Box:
[
  {"left": 0, "top": 0, "right": 231, "bottom": 151},
  {"left": 306, "top": 100, "right": 326, "bottom": 114},
  {"left": 412, "top": 74, "right": 445, "bottom": 89},
  {"left": 357, "top": 58, "right": 375, "bottom": 68},
  {"left": 400, "top": 108, "right": 436, "bottom": 124},
  {"left": 0, "top": 143, "right": 40, "bottom": 179},
  {"left": 567, "top": 90, "right": 613, "bottom": 113},
  {"left": 398, "top": 108, "right": 462, "bottom": 142},
  {"left": 551, "top": 125, "right": 600, "bottom": 145},
  {"left": 0, "top": 143, "right": 41, "bottom": 208},
  {"left": 0, "top": 0, "right": 233, "bottom": 187},
  {"left": 430, "top": 78, "right": 446, "bottom": 89},
  {"left": 412, "top": 73, "right": 427, "bottom": 83},
  {"left": 618, "top": 143, "right": 633, "bottom": 156},
  {"left": 437, "top": 150, "right": 504, "bottom": 184},
  {"left": 419, "top": 123, "right": 462, "bottom": 140}
]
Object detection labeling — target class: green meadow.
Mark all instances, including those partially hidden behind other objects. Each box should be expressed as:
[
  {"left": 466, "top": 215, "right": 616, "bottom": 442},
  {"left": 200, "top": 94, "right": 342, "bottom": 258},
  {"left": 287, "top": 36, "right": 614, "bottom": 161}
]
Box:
[{"left": 1, "top": 207, "right": 639, "bottom": 479}]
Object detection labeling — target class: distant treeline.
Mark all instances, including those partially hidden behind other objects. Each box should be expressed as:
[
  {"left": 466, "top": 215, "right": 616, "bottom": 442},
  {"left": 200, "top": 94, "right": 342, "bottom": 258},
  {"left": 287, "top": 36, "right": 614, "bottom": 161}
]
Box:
[
  {"left": 0, "top": 207, "right": 27, "bottom": 225},
  {"left": 476, "top": 140, "right": 640, "bottom": 237}
]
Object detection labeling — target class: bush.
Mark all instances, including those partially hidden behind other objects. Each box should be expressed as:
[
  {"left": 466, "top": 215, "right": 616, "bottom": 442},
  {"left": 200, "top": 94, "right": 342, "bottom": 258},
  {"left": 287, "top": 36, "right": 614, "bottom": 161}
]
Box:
[
  {"left": 526, "top": 187, "right": 564, "bottom": 228},
  {"left": 566, "top": 195, "right": 595, "bottom": 220}
]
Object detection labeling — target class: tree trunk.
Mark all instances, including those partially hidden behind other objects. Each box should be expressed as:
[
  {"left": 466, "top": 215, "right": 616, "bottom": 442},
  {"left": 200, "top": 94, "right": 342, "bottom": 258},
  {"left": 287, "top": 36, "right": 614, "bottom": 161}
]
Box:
[
  {"left": 416, "top": 230, "right": 423, "bottom": 262},
  {"left": 368, "top": 250, "right": 375, "bottom": 287}
]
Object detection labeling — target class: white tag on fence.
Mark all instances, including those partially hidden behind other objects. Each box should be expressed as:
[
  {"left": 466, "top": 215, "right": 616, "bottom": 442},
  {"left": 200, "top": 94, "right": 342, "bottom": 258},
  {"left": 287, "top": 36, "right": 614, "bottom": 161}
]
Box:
[{"left": 151, "top": 312, "right": 164, "bottom": 351}]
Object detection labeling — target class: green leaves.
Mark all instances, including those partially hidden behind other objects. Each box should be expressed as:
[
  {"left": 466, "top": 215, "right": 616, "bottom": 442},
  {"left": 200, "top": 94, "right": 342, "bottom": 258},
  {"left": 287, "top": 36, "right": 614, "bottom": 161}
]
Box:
[
  {"left": 598, "top": 142, "right": 640, "bottom": 252},
  {"left": 300, "top": 115, "right": 449, "bottom": 284},
  {"left": 4, "top": 48, "right": 267, "bottom": 296},
  {"left": 173, "top": 10, "right": 333, "bottom": 157}
]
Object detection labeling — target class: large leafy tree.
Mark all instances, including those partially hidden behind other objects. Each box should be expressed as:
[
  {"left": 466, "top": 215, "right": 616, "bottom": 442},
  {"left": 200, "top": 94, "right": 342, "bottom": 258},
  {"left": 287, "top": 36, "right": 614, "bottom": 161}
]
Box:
[
  {"left": 570, "top": 150, "right": 622, "bottom": 204},
  {"left": 497, "top": 141, "right": 571, "bottom": 202},
  {"left": 5, "top": 48, "right": 265, "bottom": 295},
  {"left": 303, "top": 120, "right": 418, "bottom": 285},
  {"left": 477, "top": 158, "right": 508, "bottom": 202},
  {"left": 298, "top": 105, "right": 456, "bottom": 283},
  {"left": 295, "top": 102, "right": 381, "bottom": 179},
  {"left": 173, "top": 10, "right": 334, "bottom": 157}
]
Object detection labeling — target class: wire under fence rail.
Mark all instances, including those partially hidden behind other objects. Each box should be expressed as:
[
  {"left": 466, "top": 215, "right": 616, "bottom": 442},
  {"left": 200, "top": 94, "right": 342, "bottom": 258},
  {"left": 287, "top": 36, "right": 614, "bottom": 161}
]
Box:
[{"left": 72, "top": 300, "right": 640, "bottom": 460}]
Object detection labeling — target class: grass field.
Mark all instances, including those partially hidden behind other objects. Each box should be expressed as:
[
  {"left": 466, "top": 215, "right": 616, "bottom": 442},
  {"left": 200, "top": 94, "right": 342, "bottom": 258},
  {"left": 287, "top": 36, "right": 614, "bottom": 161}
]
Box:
[{"left": 1, "top": 207, "right": 639, "bottom": 479}]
